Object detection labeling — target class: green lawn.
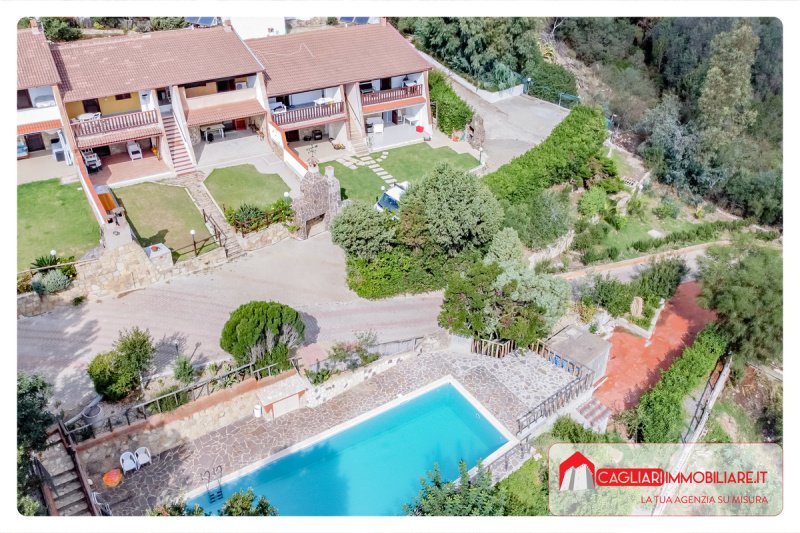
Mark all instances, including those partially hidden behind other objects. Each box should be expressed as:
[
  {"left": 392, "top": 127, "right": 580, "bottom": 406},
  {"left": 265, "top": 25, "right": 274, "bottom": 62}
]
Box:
[
  {"left": 497, "top": 456, "right": 549, "bottom": 516},
  {"left": 114, "top": 182, "right": 216, "bottom": 261},
  {"left": 375, "top": 143, "right": 479, "bottom": 184},
  {"left": 326, "top": 143, "right": 480, "bottom": 205},
  {"left": 609, "top": 148, "right": 636, "bottom": 179},
  {"left": 17, "top": 179, "right": 99, "bottom": 271},
  {"left": 204, "top": 164, "right": 290, "bottom": 210},
  {"left": 708, "top": 398, "right": 761, "bottom": 442}
]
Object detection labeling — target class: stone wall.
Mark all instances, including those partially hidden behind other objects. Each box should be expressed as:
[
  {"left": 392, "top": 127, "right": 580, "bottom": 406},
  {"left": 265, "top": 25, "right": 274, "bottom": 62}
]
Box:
[
  {"left": 77, "top": 371, "right": 295, "bottom": 477},
  {"left": 239, "top": 223, "right": 291, "bottom": 251},
  {"left": 303, "top": 352, "right": 416, "bottom": 408},
  {"left": 18, "top": 243, "right": 228, "bottom": 317},
  {"left": 528, "top": 230, "right": 575, "bottom": 267}
]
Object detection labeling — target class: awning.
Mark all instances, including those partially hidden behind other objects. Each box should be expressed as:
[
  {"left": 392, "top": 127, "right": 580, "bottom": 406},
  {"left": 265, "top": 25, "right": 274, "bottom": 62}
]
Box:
[
  {"left": 186, "top": 99, "right": 266, "bottom": 127},
  {"left": 75, "top": 124, "right": 164, "bottom": 150},
  {"left": 17, "top": 119, "right": 62, "bottom": 135}
]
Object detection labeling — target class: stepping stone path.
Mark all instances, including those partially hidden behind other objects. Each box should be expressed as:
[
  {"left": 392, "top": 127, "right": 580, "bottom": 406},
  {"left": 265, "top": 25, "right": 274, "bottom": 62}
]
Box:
[{"left": 340, "top": 152, "right": 396, "bottom": 186}]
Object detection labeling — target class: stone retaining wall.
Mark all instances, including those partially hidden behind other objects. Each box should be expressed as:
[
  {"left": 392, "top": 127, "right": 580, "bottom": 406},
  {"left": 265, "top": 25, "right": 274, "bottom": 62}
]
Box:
[
  {"left": 528, "top": 230, "right": 575, "bottom": 266},
  {"left": 239, "top": 223, "right": 291, "bottom": 251},
  {"left": 303, "top": 352, "right": 416, "bottom": 408},
  {"left": 77, "top": 371, "right": 294, "bottom": 477}
]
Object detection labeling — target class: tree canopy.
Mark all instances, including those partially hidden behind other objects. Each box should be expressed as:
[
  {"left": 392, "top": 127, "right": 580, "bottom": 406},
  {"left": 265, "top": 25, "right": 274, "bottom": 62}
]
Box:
[
  {"left": 220, "top": 301, "right": 305, "bottom": 368},
  {"left": 404, "top": 461, "right": 506, "bottom": 516}
]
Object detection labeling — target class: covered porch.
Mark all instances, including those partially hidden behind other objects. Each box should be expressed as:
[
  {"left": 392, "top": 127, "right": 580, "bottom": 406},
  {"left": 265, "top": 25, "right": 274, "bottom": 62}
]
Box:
[
  {"left": 368, "top": 122, "right": 427, "bottom": 151},
  {"left": 193, "top": 128, "right": 270, "bottom": 170}
]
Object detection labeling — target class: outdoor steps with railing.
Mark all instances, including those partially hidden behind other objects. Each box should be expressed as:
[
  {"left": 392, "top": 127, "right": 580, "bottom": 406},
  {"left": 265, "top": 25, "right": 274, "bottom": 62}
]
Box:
[
  {"left": 38, "top": 432, "right": 92, "bottom": 516},
  {"left": 162, "top": 114, "right": 196, "bottom": 176},
  {"left": 165, "top": 172, "right": 243, "bottom": 259},
  {"left": 344, "top": 97, "right": 369, "bottom": 156}
]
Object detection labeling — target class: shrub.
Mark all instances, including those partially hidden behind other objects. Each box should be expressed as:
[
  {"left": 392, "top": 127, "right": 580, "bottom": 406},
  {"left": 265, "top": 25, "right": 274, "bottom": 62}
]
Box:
[
  {"left": 30, "top": 269, "right": 71, "bottom": 295},
  {"left": 428, "top": 70, "right": 474, "bottom": 135},
  {"left": 595, "top": 177, "right": 626, "bottom": 194},
  {"left": 87, "top": 328, "right": 155, "bottom": 401},
  {"left": 637, "top": 327, "right": 728, "bottom": 442},
  {"left": 636, "top": 258, "right": 688, "bottom": 301},
  {"left": 173, "top": 355, "right": 195, "bottom": 385},
  {"left": 328, "top": 331, "right": 379, "bottom": 370},
  {"left": 330, "top": 202, "right": 395, "bottom": 260},
  {"left": 572, "top": 223, "right": 610, "bottom": 251},
  {"left": 551, "top": 416, "right": 623, "bottom": 443},
  {"left": 502, "top": 190, "right": 571, "bottom": 249},
  {"left": 525, "top": 61, "right": 578, "bottom": 103},
  {"left": 652, "top": 197, "right": 680, "bottom": 219},
  {"left": 579, "top": 187, "right": 609, "bottom": 217},
  {"left": 404, "top": 461, "right": 505, "bottom": 516},
  {"left": 484, "top": 105, "right": 607, "bottom": 203},
  {"left": 219, "top": 301, "right": 305, "bottom": 367},
  {"left": 589, "top": 276, "right": 635, "bottom": 317},
  {"left": 148, "top": 385, "right": 189, "bottom": 414},
  {"left": 87, "top": 351, "right": 125, "bottom": 401},
  {"left": 607, "top": 213, "right": 628, "bottom": 230},
  {"left": 483, "top": 227, "right": 525, "bottom": 267},
  {"left": 304, "top": 366, "right": 332, "bottom": 385}
]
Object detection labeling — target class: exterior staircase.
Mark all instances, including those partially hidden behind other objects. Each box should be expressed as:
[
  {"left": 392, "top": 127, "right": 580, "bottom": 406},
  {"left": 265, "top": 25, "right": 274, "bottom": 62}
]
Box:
[
  {"left": 576, "top": 397, "right": 613, "bottom": 432},
  {"left": 162, "top": 113, "right": 196, "bottom": 176},
  {"left": 36, "top": 428, "right": 95, "bottom": 516},
  {"left": 345, "top": 99, "right": 370, "bottom": 156},
  {"left": 165, "top": 172, "right": 244, "bottom": 259}
]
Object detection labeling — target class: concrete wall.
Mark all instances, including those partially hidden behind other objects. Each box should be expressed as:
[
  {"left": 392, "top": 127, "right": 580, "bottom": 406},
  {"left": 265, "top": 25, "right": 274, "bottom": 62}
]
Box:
[{"left": 77, "top": 371, "right": 296, "bottom": 476}]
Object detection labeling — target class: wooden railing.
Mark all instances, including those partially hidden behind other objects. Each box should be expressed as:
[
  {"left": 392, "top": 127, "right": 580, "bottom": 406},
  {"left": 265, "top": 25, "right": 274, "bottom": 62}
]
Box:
[
  {"left": 361, "top": 84, "right": 422, "bottom": 106},
  {"left": 471, "top": 338, "right": 516, "bottom": 358},
  {"left": 56, "top": 419, "right": 99, "bottom": 515},
  {"left": 64, "top": 358, "right": 291, "bottom": 443},
  {"left": 202, "top": 208, "right": 230, "bottom": 256},
  {"left": 272, "top": 101, "right": 344, "bottom": 126},
  {"left": 71, "top": 110, "right": 159, "bottom": 137}
]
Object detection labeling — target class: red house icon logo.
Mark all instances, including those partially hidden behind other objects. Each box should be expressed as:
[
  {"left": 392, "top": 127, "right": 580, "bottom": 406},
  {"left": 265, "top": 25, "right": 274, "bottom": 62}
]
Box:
[{"left": 558, "top": 451, "right": 596, "bottom": 492}]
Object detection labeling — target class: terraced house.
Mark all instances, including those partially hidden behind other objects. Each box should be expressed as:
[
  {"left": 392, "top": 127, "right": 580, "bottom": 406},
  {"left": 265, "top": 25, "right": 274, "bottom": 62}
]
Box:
[{"left": 16, "top": 18, "right": 433, "bottom": 247}]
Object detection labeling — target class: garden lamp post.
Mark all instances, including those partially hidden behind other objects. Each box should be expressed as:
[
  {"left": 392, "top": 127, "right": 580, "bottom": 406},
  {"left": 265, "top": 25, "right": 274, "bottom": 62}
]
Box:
[
  {"left": 190, "top": 229, "right": 197, "bottom": 257},
  {"left": 479, "top": 147, "right": 484, "bottom": 166},
  {"left": 50, "top": 249, "right": 57, "bottom": 258}
]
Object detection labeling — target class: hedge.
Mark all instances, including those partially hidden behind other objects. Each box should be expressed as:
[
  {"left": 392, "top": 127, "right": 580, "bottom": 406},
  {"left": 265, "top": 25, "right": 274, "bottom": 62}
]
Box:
[
  {"left": 429, "top": 70, "right": 474, "bottom": 135},
  {"left": 483, "top": 105, "right": 607, "bottom": 204},
  {"left": 637, "top": 326, "right": 728, "bottom": 442},
  {"left": 630, "top": 220, "right": 749, "bottom": 253},
  {"left": 346, "top": 247, "right": 481, "bottom": 299}
]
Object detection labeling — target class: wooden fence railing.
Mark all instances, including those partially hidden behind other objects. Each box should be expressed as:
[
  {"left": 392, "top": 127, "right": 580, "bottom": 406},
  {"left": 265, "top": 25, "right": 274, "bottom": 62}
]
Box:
[
  {"left": 470, "top": 338, "right": 516, "bottom": 358},
  {"left": 272, "top": 101, "right": 344, "bottom": 126},
  {"left": 202, "top": 208, "right": 231, "bottom": 257},
  {"left": 64, "top": 359, "right": 289, "bottom": 443},
  {"left": 361, "top": 84, "right": 422, "bottom": 106},
  {"left": 72, "top": 110, "right": 159, "bottom": 137}
]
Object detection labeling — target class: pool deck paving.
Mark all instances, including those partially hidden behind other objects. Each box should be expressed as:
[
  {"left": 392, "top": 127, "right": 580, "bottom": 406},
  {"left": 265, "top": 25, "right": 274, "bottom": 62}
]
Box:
[{"left": 96, "top": 349, "right": 573, "bottom": 515}]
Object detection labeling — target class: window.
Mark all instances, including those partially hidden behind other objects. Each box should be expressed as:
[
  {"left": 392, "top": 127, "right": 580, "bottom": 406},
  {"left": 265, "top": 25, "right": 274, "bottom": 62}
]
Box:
[
  {"left": 17, "top": 90, "right": 32, "bottom": 110},
  {"left": 115, "top": 93, "right": 132, "bottom": 100},
  {"left": 216, "top": 78, "right": 236, "bottom": 93},
  {"left": 184, "top": 81, "right": 207, "bottom": 89}
]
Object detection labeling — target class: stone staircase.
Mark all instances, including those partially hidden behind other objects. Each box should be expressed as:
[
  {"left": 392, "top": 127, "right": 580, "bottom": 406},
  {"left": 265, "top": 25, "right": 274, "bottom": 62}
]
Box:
[
  {"left": 165, "top": 172, "right": 244, "bottom": 259},
  {"left": 575, "top": 397, "right": 613, "bottom": 432},
  {"left": 162, "top": 113, "right": 196, "bottom": 176},
  {"left": 37, "top": 431, "right": 92, "bottom": 516},
  {"left": 345, "top": 101, "right": 370, "bottom": 156}
]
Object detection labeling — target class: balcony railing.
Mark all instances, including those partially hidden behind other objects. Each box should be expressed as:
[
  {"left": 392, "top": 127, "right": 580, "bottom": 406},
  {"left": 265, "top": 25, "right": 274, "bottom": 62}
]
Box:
[
  {"left": 71, "top": 110, "right": 159, "bottom": 137},
  {"left": 361, "top": 84, "right": 423, "bottom": 106},
  {"left": 272, "top": 101, "right": 344, "bottom": 127}
]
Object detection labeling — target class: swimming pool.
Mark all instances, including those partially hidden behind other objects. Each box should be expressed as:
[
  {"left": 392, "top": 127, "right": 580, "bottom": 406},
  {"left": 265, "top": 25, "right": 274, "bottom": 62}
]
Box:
[{"left": 186, "top": 379, "right": 512, "bottom": 515}]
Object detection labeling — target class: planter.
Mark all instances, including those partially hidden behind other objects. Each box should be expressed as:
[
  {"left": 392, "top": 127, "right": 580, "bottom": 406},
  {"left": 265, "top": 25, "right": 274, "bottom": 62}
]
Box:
[{"left": 81, "top": 404, "right": 104, "bottom": 429}]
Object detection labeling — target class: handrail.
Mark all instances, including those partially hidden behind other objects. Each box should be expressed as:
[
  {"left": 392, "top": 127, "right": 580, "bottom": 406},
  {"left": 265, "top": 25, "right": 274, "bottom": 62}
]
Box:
[
  {"left": 32, "top": 455, "right": 60, "bottom": 516},
  {"left": 361, "top": 84, "right": 422, "bottom": 106},
  {"left": 71, "top": 110, "right": 159, "bottom": 137},
  {"left": 56, "top": 419, "right": 99, "bottom": 516},
  {"left": 64, "top": 358, "right": 286, "bottom": 442},
  {"left": 272, "top": 101, "right": 344, "bottom": 126},
  {"left": 202, "top": 208, "right": 230, "bottom": 256}
]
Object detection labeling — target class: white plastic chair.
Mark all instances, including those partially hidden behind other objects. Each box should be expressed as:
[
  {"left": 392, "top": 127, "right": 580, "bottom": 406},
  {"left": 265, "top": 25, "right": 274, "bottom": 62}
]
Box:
[
  {"left": 120, "top": 451, "right": 138, "bottom": 475},
  {"left": 134, "top": 447, "right": 152, "bottom": 468}
]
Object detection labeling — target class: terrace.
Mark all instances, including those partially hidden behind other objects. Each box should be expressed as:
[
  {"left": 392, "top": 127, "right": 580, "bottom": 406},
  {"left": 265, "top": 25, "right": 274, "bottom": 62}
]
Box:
[
  {"left": 361, "top": 83, "right": 424, "bottom": 108},
  {"left": 88, "top": 150, "right": 171, "bottom": 187}
]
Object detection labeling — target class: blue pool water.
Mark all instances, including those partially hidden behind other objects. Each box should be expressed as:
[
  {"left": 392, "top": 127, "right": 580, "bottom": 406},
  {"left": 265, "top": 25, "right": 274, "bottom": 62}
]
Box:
[{"left": 187, "top": 383, "right": 508, "bottom": 515}]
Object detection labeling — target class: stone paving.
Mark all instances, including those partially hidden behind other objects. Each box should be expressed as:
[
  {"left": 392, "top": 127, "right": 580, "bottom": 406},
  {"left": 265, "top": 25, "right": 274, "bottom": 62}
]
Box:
[
  {"left": 94, "top": 349, "right": 572, "bottom": 515},
  {"left": 336, "top": 151, "right": 396, "bottom": 185}
]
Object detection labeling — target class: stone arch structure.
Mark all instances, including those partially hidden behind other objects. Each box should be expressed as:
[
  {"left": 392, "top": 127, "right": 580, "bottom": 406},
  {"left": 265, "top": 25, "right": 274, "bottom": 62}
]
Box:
[{"left": 292, "top": 165, "right": 342, "bottom": 239}]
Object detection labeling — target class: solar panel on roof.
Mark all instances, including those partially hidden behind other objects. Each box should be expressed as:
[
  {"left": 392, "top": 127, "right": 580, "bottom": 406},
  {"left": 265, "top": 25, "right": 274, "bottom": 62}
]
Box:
[
  {"left": 198, "top": 17, "right": 216, "bottom": 26},
  {"left": 339, "top": 17, "right": 354, "bottom": 23},
  {"left": 184, "top": 17, "right": 201, "bottom": 24},
  {"left": 354, "top": 17, "right": 370, "bottom": 24}
]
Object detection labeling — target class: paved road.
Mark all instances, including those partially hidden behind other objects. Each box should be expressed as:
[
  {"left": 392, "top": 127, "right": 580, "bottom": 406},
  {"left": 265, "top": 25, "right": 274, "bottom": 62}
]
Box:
[{"left": 17, "top": 233, "right": 443, "bottom": 410}]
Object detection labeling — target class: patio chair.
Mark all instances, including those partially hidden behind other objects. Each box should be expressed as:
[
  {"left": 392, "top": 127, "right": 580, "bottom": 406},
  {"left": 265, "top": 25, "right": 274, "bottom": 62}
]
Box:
[
  {"left": 91, "top": 491, "right": 113, "bottom": 516},
  {"left": 127, "top": 141, "right": 143, "bottom": 161},
  {"left": 120, "top": 451, "right": 138, "bottom": 475},
  {"left": 134, "top": 447, "right": 152, "bottom": 468}
]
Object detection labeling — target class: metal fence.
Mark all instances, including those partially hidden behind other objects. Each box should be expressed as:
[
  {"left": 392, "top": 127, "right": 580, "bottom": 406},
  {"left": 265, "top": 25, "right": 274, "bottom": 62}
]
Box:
[
  {"left": 64, "top": 359, "right": 290, "bottom": 443},
  {"left": 304, "top": 336, "right": 423, "bottom": 375}
]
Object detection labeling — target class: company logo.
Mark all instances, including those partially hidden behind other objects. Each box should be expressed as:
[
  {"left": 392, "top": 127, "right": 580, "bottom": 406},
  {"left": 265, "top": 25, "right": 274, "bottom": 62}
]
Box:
[{"left": 559, "top": 451, "right": 596, "bottom": 491}]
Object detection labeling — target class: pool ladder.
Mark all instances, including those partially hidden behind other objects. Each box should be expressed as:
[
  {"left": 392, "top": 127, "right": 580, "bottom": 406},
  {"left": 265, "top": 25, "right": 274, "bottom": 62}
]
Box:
[{"left": 202, "top": 465, "right": 223, "bottom": 504}]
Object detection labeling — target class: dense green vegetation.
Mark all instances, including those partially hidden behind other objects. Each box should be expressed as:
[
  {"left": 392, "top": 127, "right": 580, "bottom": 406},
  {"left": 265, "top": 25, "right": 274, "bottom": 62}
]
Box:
[
  {"left": 87, "top": 328, "right": 156, "bottom": 401},
  {"left": 428, "top": 70, "right": 474, "bottom": 134},
  {"left": 484, "top": 105, "right": 607, "bottom": 203},
  {"left": 219, "top": 301, "right": 305, "bottom": 370},
  {"left": 148, "top": 489, "right": 277, "bottom": 516},
  {"left": 557, "top": 18, "right": 782, "bottom": 225},
  {"left": 631, "top": 326, "right": 728, "bottom": 442},
  {"left": 17, "top": 373, "right": 55, "bottom": 515},
  {"left": 697, "top": 243, "right": 782, "bottom": 364},
  {"left": 404, "top": 462, "right": 505, "bottom": 516}
]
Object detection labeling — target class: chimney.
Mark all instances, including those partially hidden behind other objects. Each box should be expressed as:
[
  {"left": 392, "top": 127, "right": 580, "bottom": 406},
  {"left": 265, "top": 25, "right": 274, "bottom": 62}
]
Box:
[
  {"left": 380, "top": 17, "right": 388, "bottom": 27},
  {"left": 29, "top": 18, "right": 39, "bottom": 33}
]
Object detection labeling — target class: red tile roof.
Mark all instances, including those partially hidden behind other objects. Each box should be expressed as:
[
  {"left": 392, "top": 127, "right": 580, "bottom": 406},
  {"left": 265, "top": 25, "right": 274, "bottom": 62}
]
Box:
[
  {"left": 52, "top": 26, "right": 264, "bottom": 102},
  {"left": 246, "top": 24, "right": 432, "bottom": 96},
  {"left": 17, "top": 119, "right": 62, "bottom": 135},
  {"left": 74, "top": 123, "right": 164, "bottom": 149},
  {"left": 17, "top": 29, "right": 61, "bottom": 90},
  {"left": 186, "top": 99, "right": 266, "bottom": 126}
]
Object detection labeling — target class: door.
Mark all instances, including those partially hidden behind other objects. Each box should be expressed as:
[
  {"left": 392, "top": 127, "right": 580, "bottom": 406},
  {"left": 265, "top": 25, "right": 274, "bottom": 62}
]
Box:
[
  {"left": 234, "top": 118, "right": 247, "bottom": 131},
  {"left": 380, "top": 77, "right": 392, "bottom": 91},
  {"left": 285, "top": 130, "right": 300, "bottom": 142},
  {"left": 391, "top": 110, "right": 400, "bottom": 125},
  {"left": 24, "top": 133, "right": 45, "bottom": 152},
  {"left": 82, "top": 98, "right": 101, "bottom": 114},
  {"left": 17, "top": 90, "right": 32, "bottom": 110},
  {"left": 216, "top": 78, "right": 236, "bottom": 93}
]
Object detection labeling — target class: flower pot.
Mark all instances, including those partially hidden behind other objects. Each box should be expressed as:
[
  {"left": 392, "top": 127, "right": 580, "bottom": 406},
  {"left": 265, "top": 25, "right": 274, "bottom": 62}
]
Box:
[{"left": 81, "top": 403, "right": 104, "bottom": 429}]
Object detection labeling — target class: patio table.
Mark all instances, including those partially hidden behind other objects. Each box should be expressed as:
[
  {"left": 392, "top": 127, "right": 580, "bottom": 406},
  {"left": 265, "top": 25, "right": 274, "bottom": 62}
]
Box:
[
  {"left": 201, "top": 123, "right": 225, "bottom": 142},
  {"left": 77, "top": 112, "right": 101, "bottom": 121},
  {"left": 313, "top": 97, "right": 335, "bottom": 106}
]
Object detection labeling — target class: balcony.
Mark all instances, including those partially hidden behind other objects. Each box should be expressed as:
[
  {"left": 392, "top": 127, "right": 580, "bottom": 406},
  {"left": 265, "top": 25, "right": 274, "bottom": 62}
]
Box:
[
  {"left": 272, "top": 101, "right": 345, "bottom": 127},
  {"left": 72, "top": 110, "right": 160, "bottom": 137},
  {"left": 361, "top": 84, "right": 423, "bottom": 107}
]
